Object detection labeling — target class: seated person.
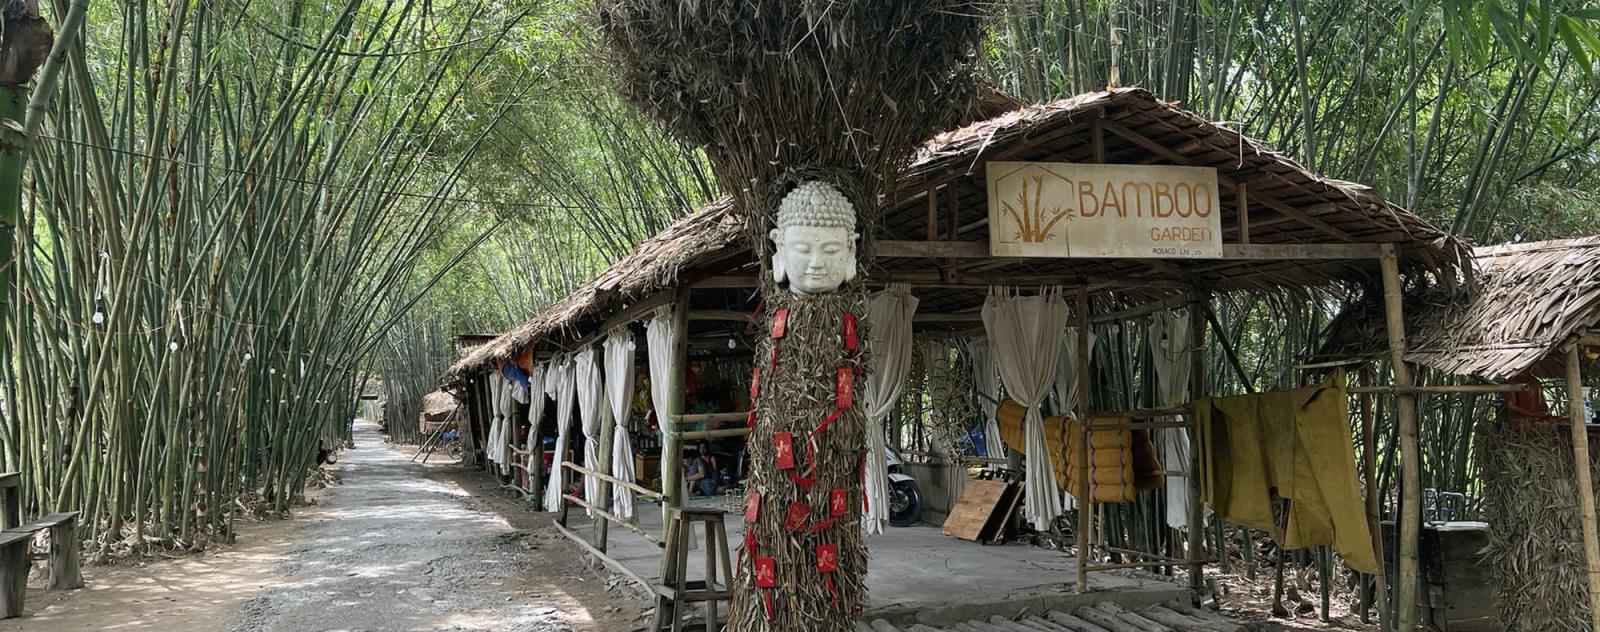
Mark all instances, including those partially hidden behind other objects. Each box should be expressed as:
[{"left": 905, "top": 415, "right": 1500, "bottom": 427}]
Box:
[{"left": 685, "top": 444, "right": 722, "bottom": 496}]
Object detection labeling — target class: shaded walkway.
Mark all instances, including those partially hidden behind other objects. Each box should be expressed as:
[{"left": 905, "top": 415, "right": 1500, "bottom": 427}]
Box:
[
  {"left": 2, "top": 421, "right": 641, "bottom": 632},
  {"left": 230, "top": 420, "right": 593, "bottom": 631}
]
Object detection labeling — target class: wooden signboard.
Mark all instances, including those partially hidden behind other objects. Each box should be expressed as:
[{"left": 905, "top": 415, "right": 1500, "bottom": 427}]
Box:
[{"left": 986, "top": 161, "right": 1224, "bottom": 258}]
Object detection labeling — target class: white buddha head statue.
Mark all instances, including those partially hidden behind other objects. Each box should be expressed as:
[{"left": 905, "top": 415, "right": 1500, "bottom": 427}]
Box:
[{"left": 769, "top": 181, "right": 859, "bottom": 295}]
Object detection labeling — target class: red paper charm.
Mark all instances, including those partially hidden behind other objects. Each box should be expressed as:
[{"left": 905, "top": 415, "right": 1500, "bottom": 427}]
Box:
[
  {"left": 816, "top": 543, "right": 839, "bottom": 573},
  {"left": 835, "top": 367, "right": 854, "bottom": 409},
  {"left": 755, "top": 557, "right": 777, "bottom": 588},
  {"left": 830, "top": 488, "right": 848, "bottom": 516},
  {"left": 842, "top": 312, "right": 858, "bottom": 350},
  {"left": 745, "top": 491, "right": 762, "bottom": 523},
  {"left": 749, "top": 366, "right": 762, "bottom": 399},
  {"left": 775, "top": 432, "right": 795, "bottom": 470},
  {"left": 784, "top": 501, "right": 811, "bottom": 530},
  {"left": 771, "top": 308, "right": 789, "bottom": 339}
]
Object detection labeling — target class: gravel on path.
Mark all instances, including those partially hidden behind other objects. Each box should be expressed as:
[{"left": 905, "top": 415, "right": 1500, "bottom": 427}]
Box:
[{"left": 0, "top": 420, "right": 646, "bottom": 632}]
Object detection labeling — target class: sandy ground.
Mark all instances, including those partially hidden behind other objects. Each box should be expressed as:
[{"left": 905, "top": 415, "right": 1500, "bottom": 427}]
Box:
[{"left": 0, "top": 420, "right": 647, "bottom": 632}]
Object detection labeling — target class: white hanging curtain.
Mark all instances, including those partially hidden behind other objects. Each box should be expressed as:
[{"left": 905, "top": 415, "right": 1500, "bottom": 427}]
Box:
[
  {"left": 964, "top": 338, "right": 1006, "bottom": 460},
  {"left": 604, "top": 329, "right": 639, "bottom": 522},
  {"left": 917, "top": 339, "right": 967, "bottom": 502},
  {"left": 499, "top": 374, "right": 519, "bottom": 469},
  {"left": 487, "top": 375, "right": 506, "bottom": 469},
  {"left": 645, "top": 307, "right": 677, "bottom": 427},
  {"left": 982, "top": 287, "right": 1070, "bottom": 530},
  {"left": 524, "top": 363, "right": 548, "bottom": 478},
  {"left": 542, "top": 358, "right": 576, "bottom": 512},
  {"left": 509, "top": 375, "right": 530, "bottom": 404},
  {"left": 861, "top": 285, "right": 919, "bottom": 535},
  {"left": 1050, "top": 327, "right": 1096, "bottom": 510},
  {"left": 646, "top": 307, "right": 682, "bottom": 525},
  {"left": 574, "top": 347, "right": 605, "bottom": 518},
  {"left": 1150, "top": 310, "right": 1201, "bottom": 530}
]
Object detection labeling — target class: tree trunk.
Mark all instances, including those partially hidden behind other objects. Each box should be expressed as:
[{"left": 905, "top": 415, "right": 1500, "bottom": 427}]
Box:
[{"left": 728, "top": 289, "right": 868, "bottom": 631}]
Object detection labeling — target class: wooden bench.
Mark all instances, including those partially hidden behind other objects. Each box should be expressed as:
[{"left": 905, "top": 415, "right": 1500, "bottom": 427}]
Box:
[{"left": 1, "top": 511, "right": 83, "bottom": 618}]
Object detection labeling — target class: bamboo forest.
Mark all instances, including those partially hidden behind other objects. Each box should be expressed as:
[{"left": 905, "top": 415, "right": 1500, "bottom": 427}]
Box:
[{"left": 0, "top": 0, "right": 1596, "bottom": 631}]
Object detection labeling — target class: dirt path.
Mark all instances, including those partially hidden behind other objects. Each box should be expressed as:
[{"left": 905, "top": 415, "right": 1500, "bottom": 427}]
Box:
[{"left": 1, "top": 421, "right": 647, "bottom": 632}]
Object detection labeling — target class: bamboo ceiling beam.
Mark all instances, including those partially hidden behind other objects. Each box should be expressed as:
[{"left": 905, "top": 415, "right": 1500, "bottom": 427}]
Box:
[
  {"left": 912, "top": 294, "right": 1188, "bottom": 336},
  {"left": 692, "top": 275, "right": 759, "bottom": 289},
  {"left": 1348, "top": 384, "right": 1526, "bottom": 395},
  {"left": 687, "top": 309, "right": 750, "bottom": 322},
  {"left": 876, "top": 240, "right": 1383, "bottom": 261}
]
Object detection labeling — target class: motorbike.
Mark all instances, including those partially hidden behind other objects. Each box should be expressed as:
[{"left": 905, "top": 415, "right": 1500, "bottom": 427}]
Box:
[{"left": 885, "top": 448, "right": 923, "bottom": 527}]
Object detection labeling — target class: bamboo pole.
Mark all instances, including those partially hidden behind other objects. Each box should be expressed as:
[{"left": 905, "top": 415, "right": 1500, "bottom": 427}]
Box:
[
  {"left": 1566, "top": 344, "right": 1600, "bottom": 631},
  {"left": 1349, "top": 384, "right": 1524, "bottom": 394},
  {"left": 1379, "top": 244, "right": 1422, "bottom": 631},
  {"left": 1075, "top": 285, "right": 1093, "bottom": 593},
  {"left": 594, "top": 392, "right": 617, "bottom": 552},
  {"left": 661, "top": 287, "right": 690, "bottom": 512},
  {"left": 1360, "top": 365, "right": 1393, "bottom": 631},
  {"left": 1187, "top": 289, "right": 1207, "bottom": 597}
]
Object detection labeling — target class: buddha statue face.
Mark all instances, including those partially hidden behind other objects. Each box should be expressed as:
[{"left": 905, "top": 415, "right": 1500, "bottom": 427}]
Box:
[{"left": 769, "top": 181, "right": 858, "bottom": 295}]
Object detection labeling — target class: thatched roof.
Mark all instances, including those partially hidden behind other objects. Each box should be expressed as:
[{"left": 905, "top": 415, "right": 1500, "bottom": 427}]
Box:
[
  {"left": 421, "top": 391, "right": 461, "bottom": 422},
  {"left": 1326, "top": 236, "right": 1600, "bottom": 381},
  {"left": 447, "top": 198, "right": 743, "bottom": 378},
  {"left": 876, "top": 89, "right": 1466, "bottom": 302},
  {"left": 446, "top": 88, "right": 1470, "bottom": 380}
]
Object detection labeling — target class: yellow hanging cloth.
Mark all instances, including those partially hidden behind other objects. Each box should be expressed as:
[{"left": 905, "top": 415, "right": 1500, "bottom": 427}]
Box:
[
  {"left": 1194, "top": 370, "right": 1378, "bottom": 573},
  {"left": 997, "top": 400, "right": 1163, "bottom": 504}
]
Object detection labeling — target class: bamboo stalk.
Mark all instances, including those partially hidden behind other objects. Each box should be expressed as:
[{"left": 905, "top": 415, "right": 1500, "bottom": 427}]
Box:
[
  {"left": 1379, "top": 245, "right": 1423, "bottom": 631},
  {"left": 1075, "top": 285, "right": 1092, "bottom": 593},
  {"left": 1566, "top": 344, "right": 1600, "bottom": 631}
]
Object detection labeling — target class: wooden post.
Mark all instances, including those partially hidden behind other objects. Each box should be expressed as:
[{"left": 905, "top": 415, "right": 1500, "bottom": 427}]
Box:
[
  {"left": 49, "top": 518, "right": 82, "bottom": 590},
  {"left": 0, "top": 538, "right": 24, "bottom": 618},
  {"left": 661, "top": 287, "right": 691, "bottom": 513},
  {"left": 1075, "top": 286, "right": 1093, "bottom": 593},
  {"left": 1566, "top": 344, "right": 1600, "bottom": 631},
  {"left": 1378, "top": 244, "right": 1422, "bottom": 631},
  {"left": 461, "top": 376, "right": 484, "bottom": 467},
  {"left": 1360, "top": 365, "right": 1392, "bottom": 631},
  {"left": 528, "top": 397, "right": 544, "bottom": 505},
  {"left": 1077, "top": 116, "right": 1106, "bottom": 595},
  {"left": 595, "top": 392, "right": 616, "bottom": 553},
  {"left": 1186, "top": 289, "right": 1207, "bottom": 597}
]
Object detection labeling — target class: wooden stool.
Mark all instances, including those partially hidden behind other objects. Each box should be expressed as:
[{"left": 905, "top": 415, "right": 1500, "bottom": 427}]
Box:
[{"left": 651, "top": 507, "right": 733, "bottom": 632}]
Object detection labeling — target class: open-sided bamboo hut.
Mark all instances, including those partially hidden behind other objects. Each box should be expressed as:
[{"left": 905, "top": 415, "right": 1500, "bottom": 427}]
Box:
[
  {"left": 443, "top": 88, "right": 1471, "bottom": 626},
  {"left": 1326, "top": 235, "right": 1600, "bottom": 630}
]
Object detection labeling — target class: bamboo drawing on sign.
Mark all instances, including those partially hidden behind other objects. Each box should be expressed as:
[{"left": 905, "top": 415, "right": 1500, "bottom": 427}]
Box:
[{"left": 1000, "top": 175, "right": 1075, "bottom": 244}]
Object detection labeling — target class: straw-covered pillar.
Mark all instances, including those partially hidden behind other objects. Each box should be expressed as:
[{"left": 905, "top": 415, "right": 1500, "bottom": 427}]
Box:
[{"left": 594, "top": 3, "right": 986, "bottom": 629}]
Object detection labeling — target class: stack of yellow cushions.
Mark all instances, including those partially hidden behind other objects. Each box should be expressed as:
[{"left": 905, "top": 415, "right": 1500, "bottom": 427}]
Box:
[{"left": 997, "top": 399, "right": 1163, "bottom": 504}]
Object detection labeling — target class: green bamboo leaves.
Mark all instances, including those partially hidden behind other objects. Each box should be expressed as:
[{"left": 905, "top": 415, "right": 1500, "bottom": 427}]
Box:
[{"left": 0, "top": 0, "right": 526, "bottom": 557}]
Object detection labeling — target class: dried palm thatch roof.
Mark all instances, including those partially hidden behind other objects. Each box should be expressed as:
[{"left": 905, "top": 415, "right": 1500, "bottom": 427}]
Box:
[
  {"left": 420, "top": 390, "right": 461, "bottom": 422},
  {"left": 447, "top": 88, "right": 1471, "bottom": 379},
  {"left": 446, "top": 198, "right": 742, "bottom": 378},
  {"left": 875, "top": 88, "right": 1467, "bottom": 302},
  {"left": 1324, "top": 235, "right": 1600, "bottom": 380}
]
